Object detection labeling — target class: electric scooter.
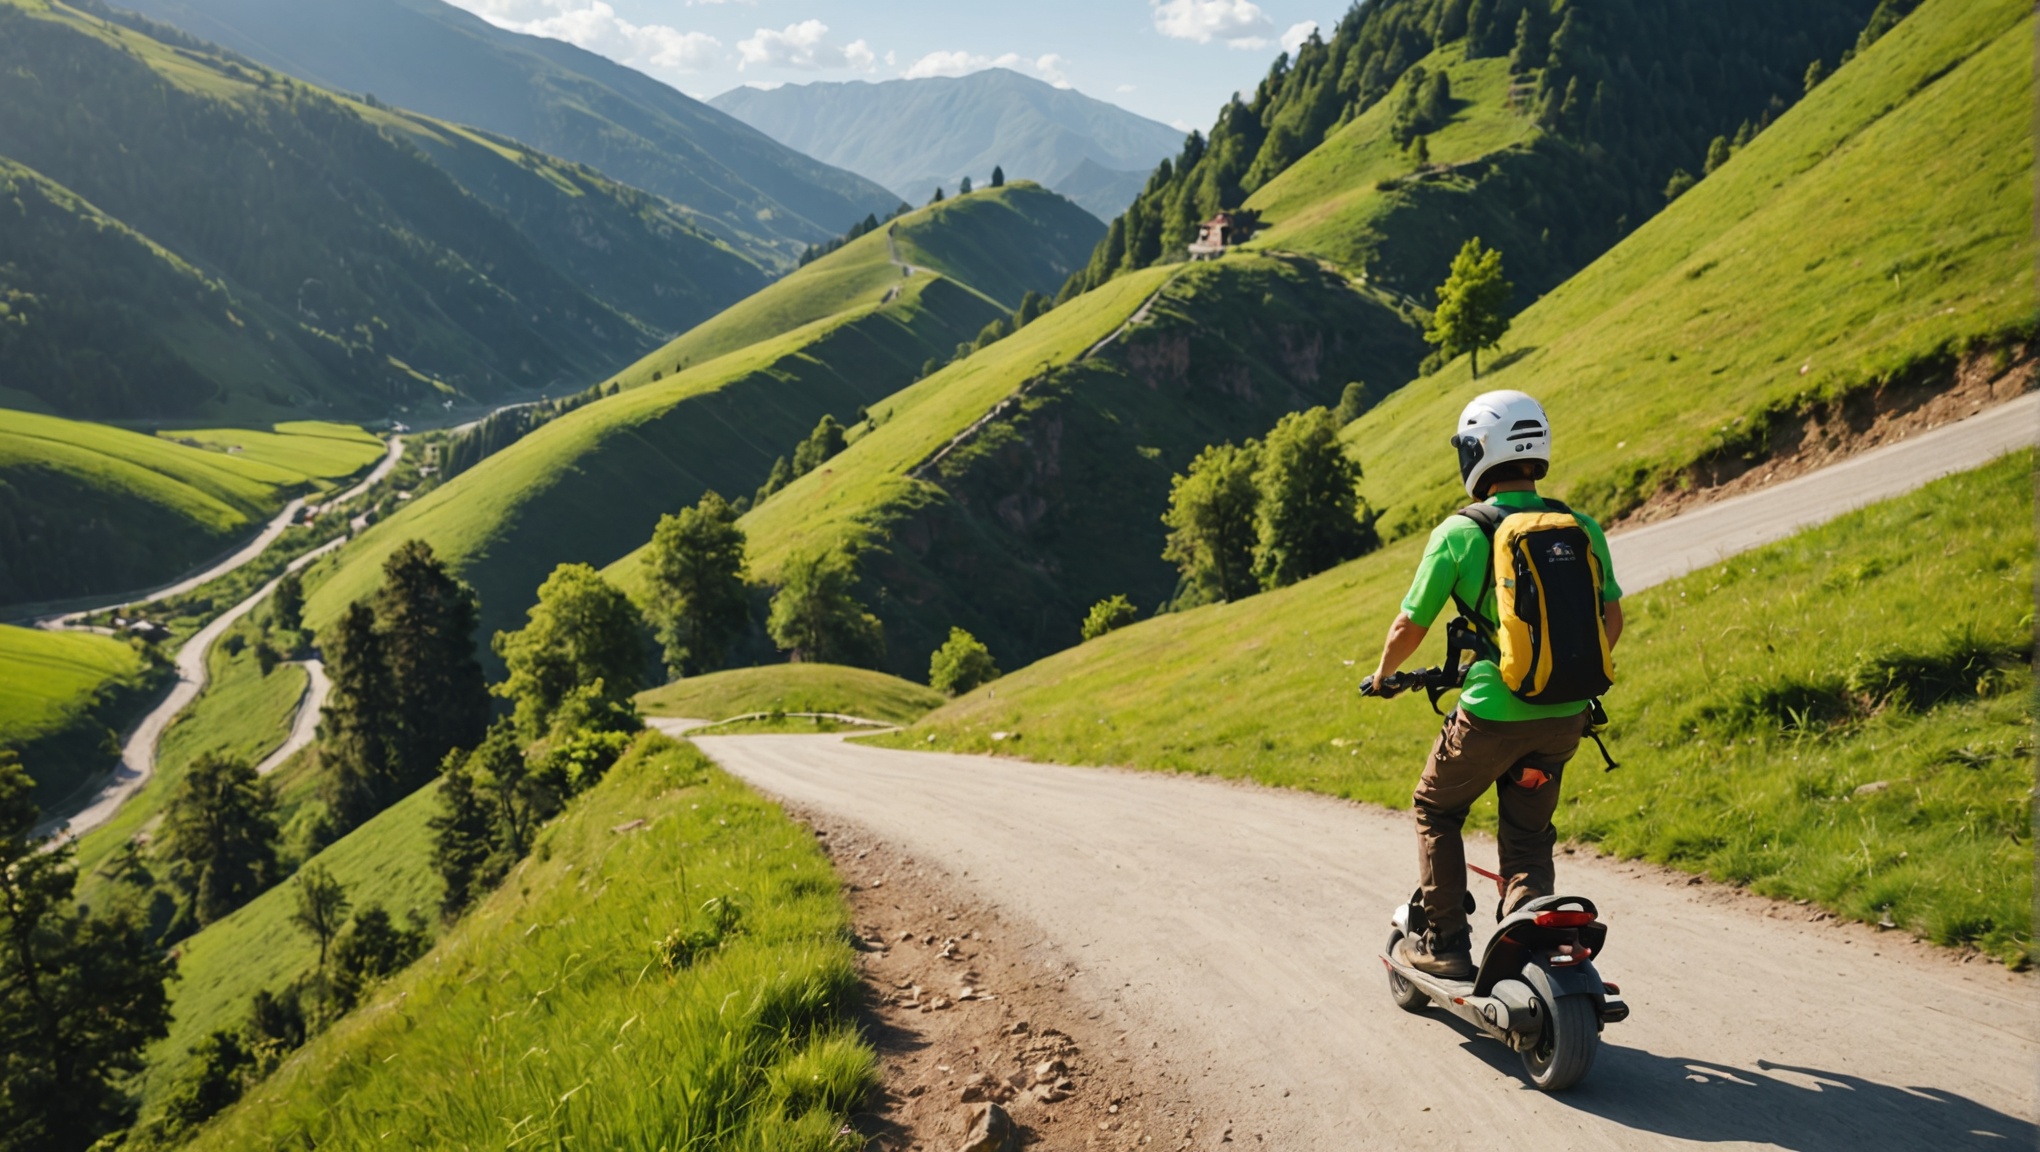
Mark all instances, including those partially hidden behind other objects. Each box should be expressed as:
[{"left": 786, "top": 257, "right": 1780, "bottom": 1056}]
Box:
[{"left": 1359, "top": 660, "right": 1629, "bottom": 1092}]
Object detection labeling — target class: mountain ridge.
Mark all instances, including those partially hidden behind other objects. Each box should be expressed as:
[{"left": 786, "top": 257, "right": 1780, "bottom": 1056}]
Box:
[{"left": 710, "top": 69, "right": 1184, "bottom": 219}]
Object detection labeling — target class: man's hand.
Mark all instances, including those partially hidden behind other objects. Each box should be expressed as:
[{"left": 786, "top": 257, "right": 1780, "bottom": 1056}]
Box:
[{"left": 1368, "top": 613, "right": 1430, "bottom": 693}]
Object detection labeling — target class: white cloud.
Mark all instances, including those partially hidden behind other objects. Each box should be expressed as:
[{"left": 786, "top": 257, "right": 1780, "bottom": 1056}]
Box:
[
  {"left": 737, "top": 20, "right": 875, "bottom": 70},
  {"left": 1150, "top": 0, "right": 1274, "bottom": 48},
  {"left": 1281, "top": 20, "right": 1318, "bottom": 53},
  {"left": 902, "top": 50, "right": 1071, "bottom": 87},
  {"left": 449, "top": 0, "right": 721, "bottom": 74},
  {"left": 1116, "top": 83, "right": 1137, "bottom": 93}
]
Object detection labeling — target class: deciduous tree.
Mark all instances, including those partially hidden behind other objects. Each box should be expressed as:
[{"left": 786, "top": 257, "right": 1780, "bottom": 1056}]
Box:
[
  {"left": 929, "top": 627, "right": 999, "bottom": 696},
  {"left": 1080, "top": 595, "right": 1138, "bottom": 641},
  {"left": 1425, "top": 238, "right": 1513, "bottom": 377},
  {"left": 271, "top": 569, "right": 304, "bottom": 633},
  {"left": 1252, "top": 408, "right": 1376, "bottom": 589},
  {"left": 1162, "top": 441, "right": 1262, "bottom": 605},
  {"left": 493, "top": 564, "right": 648, "bottom": 738},
  {"left": 766, "top": 547, "right": 883, "bottom": 666},
  {"left": 647, "top": 491, "right": 750, "bottom": 678},
  {"left": 289, "top": 865, "right": 350, "bottom": 971}
]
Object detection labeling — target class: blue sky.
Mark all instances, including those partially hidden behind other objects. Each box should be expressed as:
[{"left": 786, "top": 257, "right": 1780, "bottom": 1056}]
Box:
[{"left": 442, "top": 0, "right": 1347, "bottom": 131}]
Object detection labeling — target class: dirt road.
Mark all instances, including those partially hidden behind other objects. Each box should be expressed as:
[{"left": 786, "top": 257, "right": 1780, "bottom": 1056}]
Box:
[{"left": 698, "top": 734, "right": 2035, "bottom": 1150}]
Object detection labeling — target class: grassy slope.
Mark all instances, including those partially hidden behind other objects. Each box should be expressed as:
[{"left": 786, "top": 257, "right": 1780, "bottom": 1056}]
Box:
[
  {"left": 606, "top": 266, "right": 1170, "bottom": 595},
  {"left": 893, "top": 452, "right": 2034, "bottom": 957},
  {"left": 302, "top": 188, "right": 1100, "bottom": 651},
  {"left": 134, "top": 778, "right": 441, "bottom": 1104},
  {"left": 1243, "top": 46, "right": 1535, "bottom": 286},
  {"left": 0, "top": 622, "right": 159, "bottom": 807},
  {"left": 188, "top": 736, "right": 871, "bottom": 1150},
  {"left": 1343, "top": 0, "right": 2035, "bottom": 537},
  {"left": 0, "top": 410, "right": 384, "bottom": 606},
  {"left": 637, "top": 663, "right": 944, "bottom": 725}
]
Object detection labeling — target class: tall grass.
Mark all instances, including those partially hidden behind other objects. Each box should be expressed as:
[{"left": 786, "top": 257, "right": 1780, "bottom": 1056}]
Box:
[
  {"left": 189, "top": 734, "right": 874, "bottom": 1150},
  {"left": 890, "top": 453, "right": 2034, "bottom": 960}
]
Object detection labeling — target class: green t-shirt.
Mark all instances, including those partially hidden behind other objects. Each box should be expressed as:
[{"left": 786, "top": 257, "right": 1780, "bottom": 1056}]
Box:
[{"left": 1399, "top": 491, "right": 1623, "bottom": 722}]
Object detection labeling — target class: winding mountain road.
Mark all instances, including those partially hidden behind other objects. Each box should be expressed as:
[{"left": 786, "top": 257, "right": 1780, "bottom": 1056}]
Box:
[{"left": 690, "top": 398, "right": 2039, "bottom": 1148}]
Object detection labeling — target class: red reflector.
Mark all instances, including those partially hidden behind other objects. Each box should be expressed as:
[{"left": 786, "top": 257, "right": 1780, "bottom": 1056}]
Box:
[{"left": 1534, "top": 910, "right": 1596, "bottom": 928}]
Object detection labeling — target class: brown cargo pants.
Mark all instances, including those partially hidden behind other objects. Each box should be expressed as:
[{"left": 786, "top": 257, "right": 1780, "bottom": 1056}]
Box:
[{"left": 1413, "top": 708, "right": 1588, "bottom": 941}]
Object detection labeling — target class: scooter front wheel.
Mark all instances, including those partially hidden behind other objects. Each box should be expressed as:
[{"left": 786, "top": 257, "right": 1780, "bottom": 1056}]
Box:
[
  {"left": 1383, "top": 931, "right": 1430, "bottom": 1013},
  {"left": 1520, "top": 992, "right": 1598, "bottom": 1090}
]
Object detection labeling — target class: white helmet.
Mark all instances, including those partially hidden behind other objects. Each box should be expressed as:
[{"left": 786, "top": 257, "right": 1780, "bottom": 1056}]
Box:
[{"left": 1451, "top": 390, "right": 1551, "bottom": 497}]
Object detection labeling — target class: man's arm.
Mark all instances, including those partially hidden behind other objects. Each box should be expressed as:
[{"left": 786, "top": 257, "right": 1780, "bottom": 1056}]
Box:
[
  {"left": 1370, "top": 613, "right": 1430, "bottom": 686},
  {"left": 1605, "top": 599, "right": 1624, "bottom": 648}
]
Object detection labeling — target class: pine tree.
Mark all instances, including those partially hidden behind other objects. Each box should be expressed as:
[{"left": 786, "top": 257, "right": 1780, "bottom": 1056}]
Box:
[
  {"left": 959, "top": 175, "right": 974, "bottom": 194},
  {"left": 0, "top": 753, "right": 172, "bottom": 1152},
  {"left": 160, "top": 752, "right": 280, "bottom": 926},
  {"left": 930, "top": 186, "right": 945, "bottom": 204},
  {"left": 647, "top": 491, "right": 750, "bottom": 677},
  {"left": 318, "top": 601, "right": 400, "bottom": 829},
  {"left": 1252, "top": 408, "right": 1375, "bottom": 589},
  {"left": 1161, "top": 441, "right": 1262, "bottom": 605},
  {"left": 429, "top": 749, "right": 495, "bottom": 917},
  {"left": 272, "top": 569, "right": 304, "bottom": 633},
  {"left": 1425, "top": 237, "right": 1513, "bottom": 377},
  {"left": 373, "top": 540, "right": 486, "bottom": 793},
  {"left": 766, "top": 547, "right": 883, "bottom": 666},
  {"left": 990, "top": 165, "right": 1005, "bottom": 187}
]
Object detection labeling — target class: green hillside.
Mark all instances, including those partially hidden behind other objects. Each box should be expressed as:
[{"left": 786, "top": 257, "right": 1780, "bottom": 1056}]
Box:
[
  {"left": 637, "top": 664, "right": 943, "bottom": 725},
  {"left": 0, "top": 411, "right": 382, "bottom": 609},
  {"left": 1344, "top": 0, "right": 2034, "bottom": 537},
  {"left": 611, "top": 252, "right": 1428, "bottom": 677},
  {"left": 894, "top": 452, "right": 2034, "bottom": 959},
  {"left": 0, "top": 0, "right": 767, "bottom": 421},
  {"left": 182, "top": 736, "right": 870, "bottom": 1150},
  {"left": 120, "top": 0, "right": 900, "bottom": 264},
  {"left": 1072, "top": 0, "right": 1876, "bottom": 300},
  {"left": 302, "top": 187, "right": 1099, "bottom": 654},
  {"left": 0, "top": 623, "right": 164, "bottom": 810}
]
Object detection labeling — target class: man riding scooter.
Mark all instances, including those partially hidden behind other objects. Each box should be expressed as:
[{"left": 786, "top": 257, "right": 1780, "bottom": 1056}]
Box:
[{"left": 1361, "top": 390, "right": 1624, "bottom": 978}]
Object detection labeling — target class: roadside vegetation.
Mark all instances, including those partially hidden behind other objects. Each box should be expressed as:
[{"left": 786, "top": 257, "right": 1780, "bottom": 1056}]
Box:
[
  {"left": 0, "top": 624, "right": 166, "bottom": 811},
  {"left": 883, "top": 454, "right": 2034, "bottom": 961}
]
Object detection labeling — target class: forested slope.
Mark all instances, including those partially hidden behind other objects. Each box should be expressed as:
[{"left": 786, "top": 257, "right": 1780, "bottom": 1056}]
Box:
[
  {"left": 119, "top": 0, "right": 899, "bottom": 263},
  {"left": 0, "top": 0, "right": 766, "bottom": 421}
]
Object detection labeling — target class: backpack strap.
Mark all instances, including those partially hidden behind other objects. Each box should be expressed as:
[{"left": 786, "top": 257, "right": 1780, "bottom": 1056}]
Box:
[{"left": 1451, "top": 503, "right": 1508, "bottom": 634}]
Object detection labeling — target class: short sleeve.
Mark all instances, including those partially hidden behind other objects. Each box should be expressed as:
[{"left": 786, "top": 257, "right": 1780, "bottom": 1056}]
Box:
[
  {"left": 1580, "top": 514, "right": 1623, "bottom": 601},
  {"left": 1400, "top": 519, "right": 1467, "bottom": 627}
]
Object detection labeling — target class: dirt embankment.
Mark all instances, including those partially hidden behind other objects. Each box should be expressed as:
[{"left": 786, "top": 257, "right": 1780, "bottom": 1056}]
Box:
[
  {"left": 1615, "top": 342, "right": 2034, "bottom": 528},
  {"left": 798, "top": 810, "right": 1208, "bottom": 1152}
]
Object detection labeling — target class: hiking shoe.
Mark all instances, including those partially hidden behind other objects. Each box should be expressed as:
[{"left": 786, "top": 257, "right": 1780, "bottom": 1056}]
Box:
[{"left": 1396, "top": 932, "right": 1474, "bottom": 980}]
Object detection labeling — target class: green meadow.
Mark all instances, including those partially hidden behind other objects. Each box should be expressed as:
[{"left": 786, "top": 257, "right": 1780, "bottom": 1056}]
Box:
[
  {"left": 637, "top": 663, "right": 944, "bottom": 725},
  {"left": 187, "top": 735, "right": 872, "bottom": 1151},
  {"left": 0, "top": 622, "right": 161, "bottom": 808},
  {"left": 886, "top": 453, "right": 2035, "bottom": 960},
  {"left": 1339, "top": 0, "right": 2034, "bottom": 537}
]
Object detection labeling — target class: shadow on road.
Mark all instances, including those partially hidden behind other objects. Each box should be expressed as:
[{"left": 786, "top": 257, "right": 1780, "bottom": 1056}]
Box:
[{"left": 1435, "top": 1011, "right": 2033, "bottom": 1150}]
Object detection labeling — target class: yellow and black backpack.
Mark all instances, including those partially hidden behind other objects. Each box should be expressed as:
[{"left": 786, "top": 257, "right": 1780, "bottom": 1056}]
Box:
[{"left": 1452, "top": 499, "right": 1615, "bottom": 705}]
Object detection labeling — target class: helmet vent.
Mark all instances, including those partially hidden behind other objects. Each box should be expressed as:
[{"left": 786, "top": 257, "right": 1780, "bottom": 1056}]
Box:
[{"left": 1510, "top": 419, "right": 1545, "bottom": 431}]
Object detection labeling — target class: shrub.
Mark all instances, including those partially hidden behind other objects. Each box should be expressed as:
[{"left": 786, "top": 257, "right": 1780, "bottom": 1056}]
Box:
[
  {"left": 1081, "top": 595, "right": 1138, "bottom": 641},
  {"left": 928, "top": 627, "right": 1000, "bottom": 696}
]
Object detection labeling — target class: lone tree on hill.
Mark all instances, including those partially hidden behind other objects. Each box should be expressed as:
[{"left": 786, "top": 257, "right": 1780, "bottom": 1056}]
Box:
[
  {"left": 318, "top": 600, "right": 400, "bottom": 829},
  {"left": 373, "top": 540, "right": 487, "bottom": 793},
  {"left": 0, "top": 752, "right": 172, "bottom": 1152},
  {"left": 930, "top": 186, "right": 945, "bottom": 204},
  {"left": 959, "top": 175, "right": 974, "bottom": 194},
  {"left": 928, "top": 627, "right": 999, "bottom": 696},
  {"left": 289, "top": 865, "right": 350, "bottom": 971},
  {"left": 647, "top": 491, "right": 750, "bottom": 677},
  {"left": 1426, "top": 238, "right": 1513, "bottom": 378},
  {"left": 1162, "top": 441, "right": 1262, "bottom": 605},
  {"left": 493, "top": 564, "right": 648, "bottom": 739},
  {"left": 767, "top": 547, "right": 883, "bottom": 666},
  {"left": 990, "top": 165, "right": 1005, "bottom": 187},
  {"left": 1252, "top": 407, "right": 1377, "bottom": 589},
  {"left": 160, "top": 752, "right": 281, "bottom": 927}
]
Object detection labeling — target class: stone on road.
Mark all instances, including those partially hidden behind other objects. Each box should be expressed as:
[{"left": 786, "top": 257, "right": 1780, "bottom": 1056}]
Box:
[{"left": 696, "top": 733, "right": 2036, "bottom": 1151}]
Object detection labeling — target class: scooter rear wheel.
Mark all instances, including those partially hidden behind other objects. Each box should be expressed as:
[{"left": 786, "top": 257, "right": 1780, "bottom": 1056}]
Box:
[
  {"left": 1520, "top": 992, "right": 1598, "bottom": 1091},
  {"left": 1384, "top": 931, "right": 1430, "bottom": 1013}
]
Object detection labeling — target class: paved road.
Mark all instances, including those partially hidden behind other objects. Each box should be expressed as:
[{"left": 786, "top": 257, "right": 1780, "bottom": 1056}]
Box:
[
  {"left": 39, "top": 536, "right": 347, "bottom": 841},
  {"left": 1609, "top": 390, "right": 2037, "bottom": 592},
  {"left": 697, "top": 735, "right": 2035, "bottom": 1150},
  {"left": 690, "top": 401, "right": 2039, "bottom": 1148},
  {"left": 255, "top": 658, "right": 328, "bottom": 777}
]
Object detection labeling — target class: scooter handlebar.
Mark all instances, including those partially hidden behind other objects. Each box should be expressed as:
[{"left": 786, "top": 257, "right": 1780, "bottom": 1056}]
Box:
[{"left": 1360, "top": 667, "right": 1451, "bottom": 699}]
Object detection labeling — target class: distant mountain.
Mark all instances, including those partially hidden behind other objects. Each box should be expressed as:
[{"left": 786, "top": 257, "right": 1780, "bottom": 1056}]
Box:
[
  {"left": 0, "top": 0, "right": 768, "bottom": 420},
  {"left": 710, "top": 69, "right": 1183, "bottom": 218},
  {"left": 1052, "top": 158, "right": 1159, "bottom": 223},
  {"left": 117, "top": 0, "right": 901, "bottom": 264}
]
